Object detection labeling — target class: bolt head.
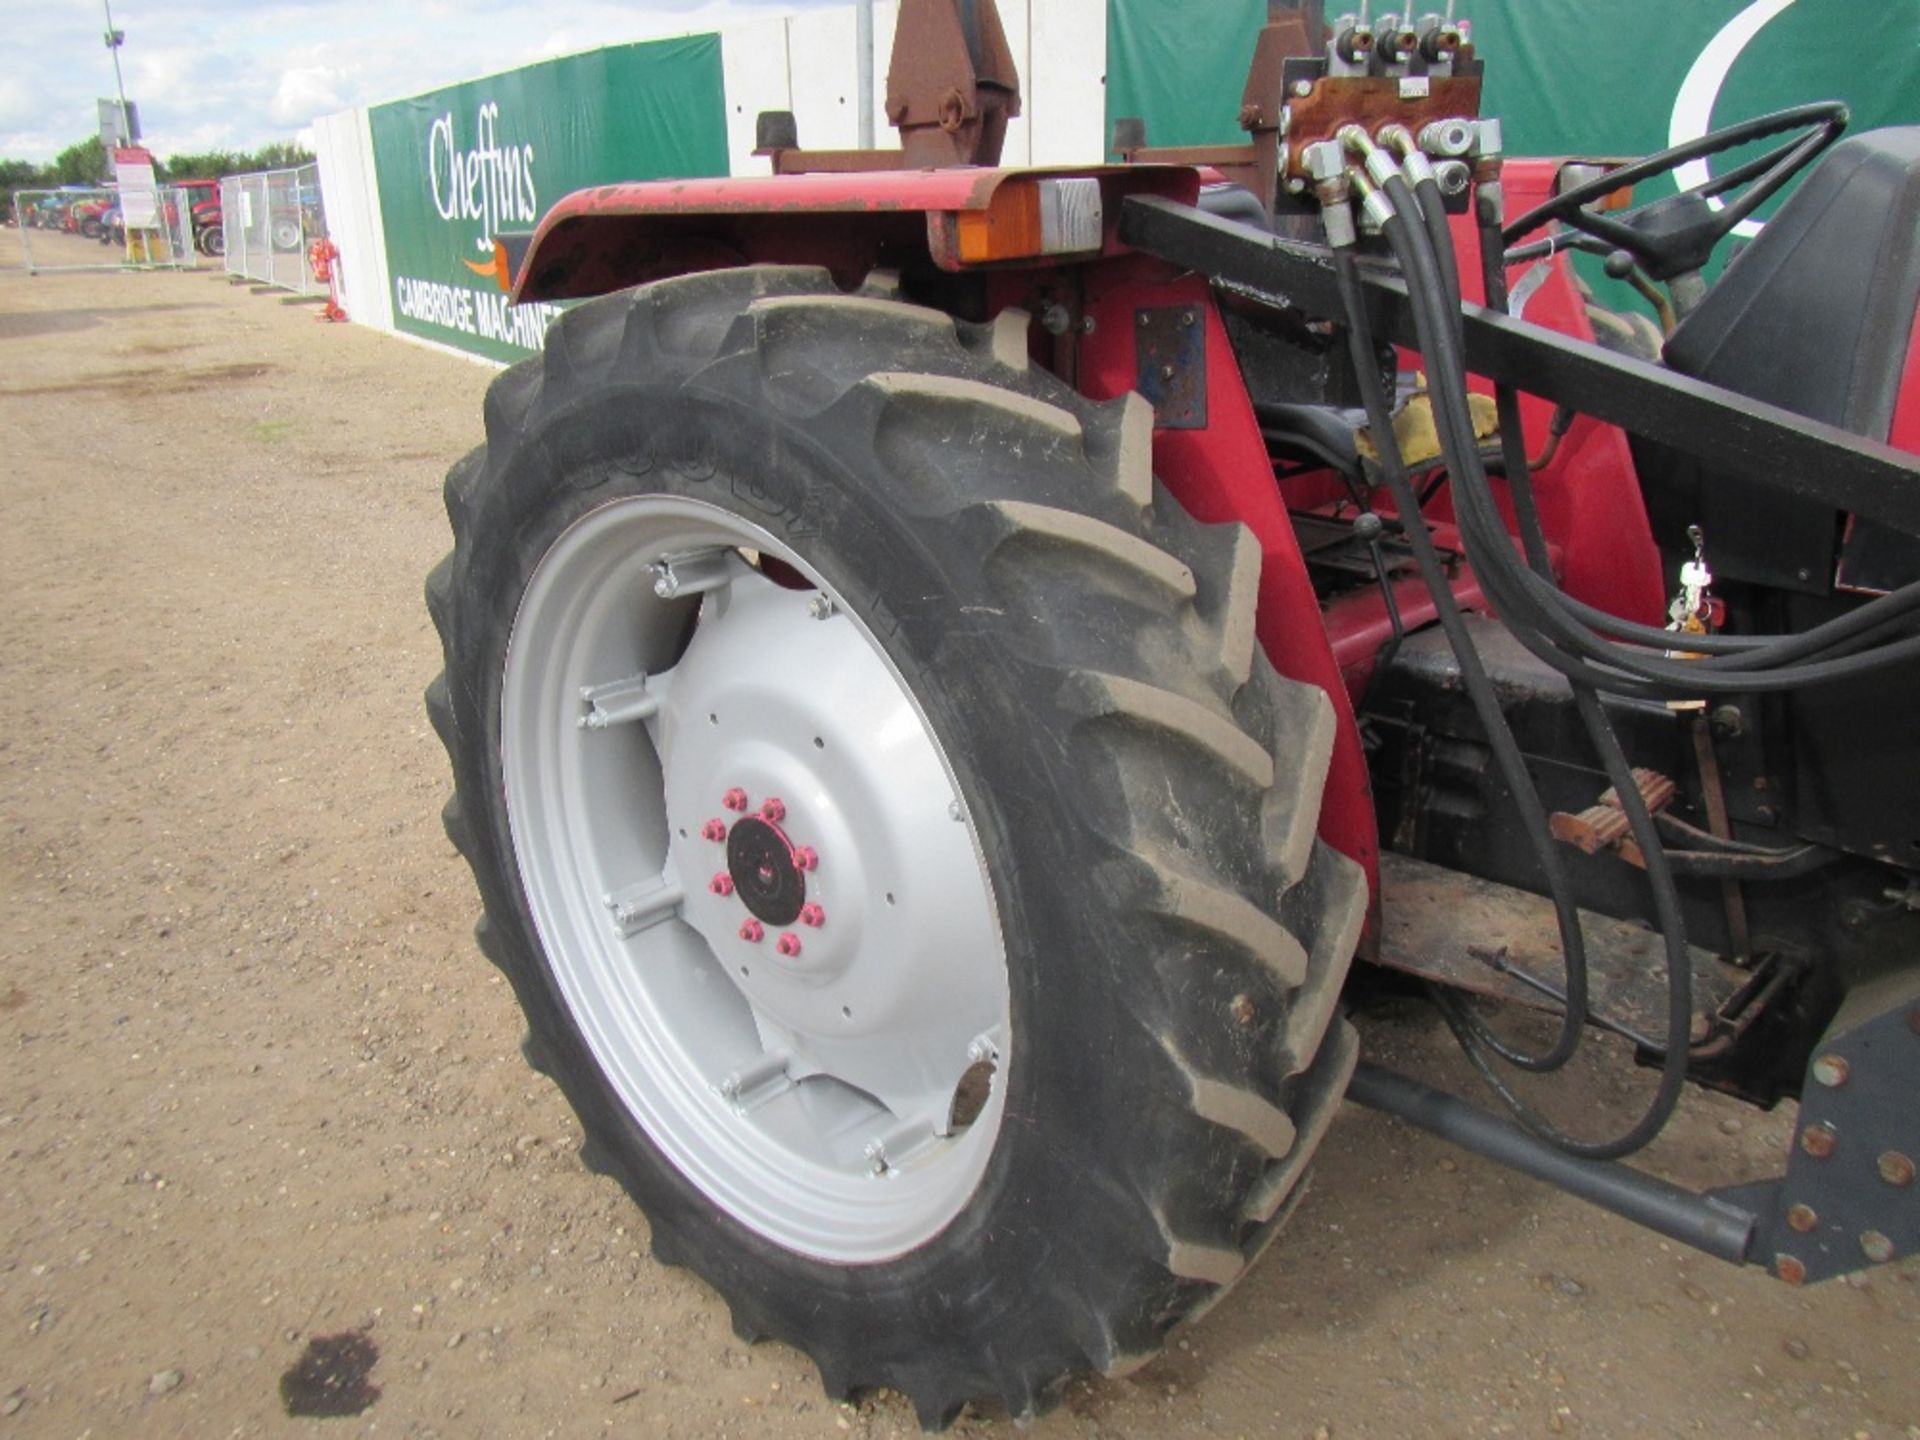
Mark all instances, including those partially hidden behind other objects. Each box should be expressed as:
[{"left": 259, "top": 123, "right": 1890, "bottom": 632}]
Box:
[
  {"left": 1292, "top": 79, "right": 1314, "bottom": 98},
  {"left": 708, "top": 873, "right": 734, "bottom": 897},
  {"left": 760, "top": 797, "right": 786, "bottom": 823},
  {"left": 1800, "top": 1123, "right": 1837, "bottom": 1159},
  {"left": 702, "top": 819, "right": 728, "bottom": 843},
  {"left": 738, "top": 919, "right": 764, "bottom": 943},
  {"left": 722, "top": 787, "right": 749, "bottom": 813},
  {"left": 1860, "top": 1230, "right": 1895, "bottom": 1264},
  {"left": 798, "top": 903, "right": 825, "bottom": 928},
  {"left": 775, "top": 933, "right": 802, "bottom": 957},
  {"left": 806, "top": 593, "right": 835, "bottom": 621},
  {"left": 1811, "top": 1053, "right": 1850, "bottom": 1088},
  {"left": 1775, "top": 1254, "right": 1808, "bottom": 1286},
  {"left": 1786, "top": 1203, "right": 1818, "bottom": 1233},
  {"left": 1878, "top": 1151, "right": 1915, "bottom": 1188},
  {"left": 793, "top": 846, "right": 818, "bottom": 872}
]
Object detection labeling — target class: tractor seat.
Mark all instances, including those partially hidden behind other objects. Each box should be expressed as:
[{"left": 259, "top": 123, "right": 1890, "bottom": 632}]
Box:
[{"left": 1648, "top": 127, "right": 1920, "bottom": 592}]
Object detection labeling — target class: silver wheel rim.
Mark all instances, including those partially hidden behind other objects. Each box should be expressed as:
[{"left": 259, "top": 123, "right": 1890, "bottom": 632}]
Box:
[{"left": 502, "top": 495, "right": 1010, "bottom": 1262}]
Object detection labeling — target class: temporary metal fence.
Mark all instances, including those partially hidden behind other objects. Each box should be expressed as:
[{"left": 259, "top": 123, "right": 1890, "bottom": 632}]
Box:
[
  {"left": 221, "top": 163, "right": 327, "bottom": 296},
  {"left": 12, "top": 186, "right": 199, "bottom": 274}
]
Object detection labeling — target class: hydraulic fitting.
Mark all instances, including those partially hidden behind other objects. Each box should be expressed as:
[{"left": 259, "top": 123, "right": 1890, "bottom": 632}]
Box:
[
  {"left": 1334, "top": 16, "right": 1375, "bottom": 66},
  {"left": 1419, "top": 118, "right": 1477, "bottom": 158},
  {"left": 1379, "top": 123, "right": 1436, "bottom": 187},
  {"left": 1340, "top": 124, "right": 1401, "bottom": 190},
  {"left": 1471, "top": 117, "right": 1505, "bottom": 186},
  {"left": 1433, "top": 159, "right": 1472, "bottom": 201},
  {"left": 1375, "top": 11, "right": 1420, "bottom": 63},
  {"left": 1305, "top": 141, "right": 1358, "bottom": 246},
  {"left": 1418, "top": 13, "right": 1462, "bottom": 62},
  {"left": 1352, "top": 169, "right": 1398, "bottom": 233},
  {"left": 1304, "top": 139, "right": 1351, "bottom": 188}
]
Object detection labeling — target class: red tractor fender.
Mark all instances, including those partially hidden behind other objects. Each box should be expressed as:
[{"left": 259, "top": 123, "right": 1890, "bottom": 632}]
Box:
[{"left": 506, "top": 166, "right": 1201, "bottom": 303}]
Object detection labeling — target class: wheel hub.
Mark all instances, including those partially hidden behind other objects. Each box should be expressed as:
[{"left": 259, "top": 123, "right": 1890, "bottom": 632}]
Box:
[{"left": 723, "top": 814, "right": 807, "bottom": 926}]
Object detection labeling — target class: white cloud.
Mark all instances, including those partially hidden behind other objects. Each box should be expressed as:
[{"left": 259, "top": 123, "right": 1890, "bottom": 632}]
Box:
[
  {"left": 0, "top": 0, "right": 847, "bottom": 164},
  {"left": 270, "top": 65, "right": 347, "bottom": 126}
]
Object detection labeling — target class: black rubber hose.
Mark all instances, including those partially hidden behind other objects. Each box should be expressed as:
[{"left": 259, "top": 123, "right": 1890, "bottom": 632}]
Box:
[
  {"left": 1372, "top": 194, "right": 1694, "bottom": 1158},
  {"left": 1333, "top": 248, "right": 1592, "bottom": 1074},
  {"left": 1547, "top": 578, "right": 1920, "bottom": 659},
  {"left": 1374, "top": 177, "right": 1920, "bottom": 695},
  {"left": 1409, "top": 174, "right": 1462, "bottom": 336}
]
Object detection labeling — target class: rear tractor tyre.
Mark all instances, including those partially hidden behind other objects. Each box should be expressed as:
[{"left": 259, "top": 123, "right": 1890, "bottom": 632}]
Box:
[{"left": 426, "top": 266, "right": 1366, "bottom": 1427}]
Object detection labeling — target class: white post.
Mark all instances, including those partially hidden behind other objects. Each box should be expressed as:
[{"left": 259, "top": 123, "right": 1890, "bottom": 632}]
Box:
[{"left": 856, "top": 0, "right": 875, "bottom": 149}]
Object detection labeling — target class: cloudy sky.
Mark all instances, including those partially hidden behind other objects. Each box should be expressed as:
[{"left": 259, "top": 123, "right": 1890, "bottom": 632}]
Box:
[{"left": 0, "top": 0, "right": 842, "bottom": 164}]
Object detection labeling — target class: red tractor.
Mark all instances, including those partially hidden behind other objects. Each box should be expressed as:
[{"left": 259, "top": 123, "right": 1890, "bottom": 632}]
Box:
[{"left": 426, "top": 0, "right": 1920, "bottom": 1424}]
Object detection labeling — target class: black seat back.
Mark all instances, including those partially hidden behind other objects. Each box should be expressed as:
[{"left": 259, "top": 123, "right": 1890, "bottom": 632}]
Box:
[{"left": 1647, "top": 128, "right": 1920, "bottom": 592}]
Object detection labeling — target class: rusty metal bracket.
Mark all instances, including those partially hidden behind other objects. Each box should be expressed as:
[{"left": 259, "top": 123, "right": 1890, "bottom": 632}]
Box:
[
  {"left": 761, "top": 0, "right": 1022, "bottom": 174},
  {"left": 1721, "top": 967, "right": 1920, "bottom": 1285},
  {"left": 1134, "top": 306, "right": 1208, "bottom": 430}
]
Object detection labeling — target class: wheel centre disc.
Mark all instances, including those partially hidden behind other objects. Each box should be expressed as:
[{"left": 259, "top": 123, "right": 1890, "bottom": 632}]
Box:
[{"left": 725, "top": 816, "right": 806, "bottom": 926}]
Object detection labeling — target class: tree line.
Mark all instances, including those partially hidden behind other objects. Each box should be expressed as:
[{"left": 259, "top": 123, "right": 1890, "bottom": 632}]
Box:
[{"left": 3, "top": 135, "right": 316, "bottom": 214}]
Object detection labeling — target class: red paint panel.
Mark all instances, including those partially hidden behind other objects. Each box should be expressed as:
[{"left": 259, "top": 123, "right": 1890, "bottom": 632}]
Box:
[
  {"left": 1423, "top": 160, "right": 1667, "bottom": 627},
  {"left": 1076, "top": 262, "right": 1381, "bottom": 907},
  {"left": 1889, "top": 301, "right": 1920, "bottom": 456}
]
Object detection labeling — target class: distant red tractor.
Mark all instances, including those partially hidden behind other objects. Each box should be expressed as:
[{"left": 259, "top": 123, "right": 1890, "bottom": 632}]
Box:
[{"left": 426, "top": 0, "right": 1920, "bottom": 1425}]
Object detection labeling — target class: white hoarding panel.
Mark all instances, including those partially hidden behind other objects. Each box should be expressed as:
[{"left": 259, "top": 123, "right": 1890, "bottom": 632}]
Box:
[
  {"left": 1028, "top": 0, "right": 1107, "bottom": 164},
  {"left": 722, "top": 17, "right": 793, "bottom": 176}
]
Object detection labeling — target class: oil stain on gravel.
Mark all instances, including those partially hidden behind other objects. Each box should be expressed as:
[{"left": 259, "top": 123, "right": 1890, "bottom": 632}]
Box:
[{"left": 279, "top": 1330, "right": 381, "bottom": 1418}]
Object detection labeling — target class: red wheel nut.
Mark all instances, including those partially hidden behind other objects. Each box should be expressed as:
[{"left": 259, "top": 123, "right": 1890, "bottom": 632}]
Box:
[
  {"left": 738, "top": 919, "right": 764, "bottom": 943},
  {"left": 761, "top": 796, "right": 786, "bottom": 822},
  {"left": 775, "top": 932, "right": 803, "bottom": 957},
  {"left": 709, "top": 873, "right": 735, "bottom": 897},
  {"left": 793, "top": 846, "right": 818, "bottom": 872},
  {"left": 702, "top": 819, "right": 728, "bottom": 843},
  {"left": 722, "top": 787, "right": 749, "bottom": 813},
  {"left": 799, "top": 903, "right": 825, "bottom": 928}
]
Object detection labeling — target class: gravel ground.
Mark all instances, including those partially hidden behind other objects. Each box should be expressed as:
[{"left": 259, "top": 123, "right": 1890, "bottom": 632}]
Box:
[{"left": 1, "top": 229, "right": 1916, "bottom": 1440}]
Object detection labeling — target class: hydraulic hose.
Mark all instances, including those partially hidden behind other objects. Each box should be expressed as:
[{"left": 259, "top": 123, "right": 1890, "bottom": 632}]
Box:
[
  {"left": 1375, "top": 146, "right": 1920, "bottom": 697},
  {"left": 1332, "top": 240, "right": 1591, "bottom": 1075},
  {"left": 1349, "top": 173, "right": 1697, "bottom": 1157}
]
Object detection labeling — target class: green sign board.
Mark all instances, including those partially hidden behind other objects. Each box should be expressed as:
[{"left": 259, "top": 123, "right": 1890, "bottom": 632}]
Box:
[
  {"left": 369, "top": 36, "right": 728, "bottom": 363},
  {"left": 1107, "top": 0, "right": 1918, "bottom": 178}
]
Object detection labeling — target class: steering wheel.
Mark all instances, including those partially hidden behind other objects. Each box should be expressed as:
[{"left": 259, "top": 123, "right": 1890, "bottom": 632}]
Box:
[{"left": 1502, "top": 102, "right": 1849, "bottom": 285}]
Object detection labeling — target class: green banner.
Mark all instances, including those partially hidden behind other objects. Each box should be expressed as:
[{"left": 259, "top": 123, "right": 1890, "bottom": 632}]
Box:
[
  {"left": 369, "top": 36, "right": 728, "bottom": 363},
  {"left": 1107, "top": 0, "right": 1918, "bottom": 177}
]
